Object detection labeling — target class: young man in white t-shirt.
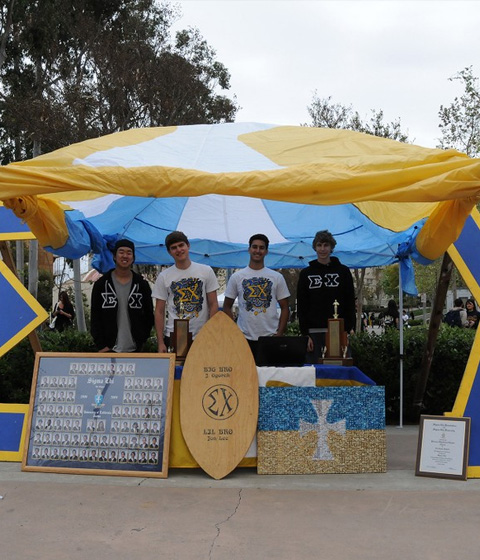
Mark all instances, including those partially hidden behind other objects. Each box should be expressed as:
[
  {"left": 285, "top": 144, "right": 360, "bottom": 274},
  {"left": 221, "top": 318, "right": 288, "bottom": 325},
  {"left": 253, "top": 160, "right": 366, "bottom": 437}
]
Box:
[
  {"left": 223, "top": 234, "right": 290, "bottom": 356},
  {"left": 153, "top": 231, "right": 219, "bottom": 352}
]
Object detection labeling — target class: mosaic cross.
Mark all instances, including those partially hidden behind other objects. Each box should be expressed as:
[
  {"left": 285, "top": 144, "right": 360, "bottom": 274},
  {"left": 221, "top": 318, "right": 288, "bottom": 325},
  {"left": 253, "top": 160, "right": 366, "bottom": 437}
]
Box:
[{"left": 299, "top": 399, "right": 346, "bottom": 460}]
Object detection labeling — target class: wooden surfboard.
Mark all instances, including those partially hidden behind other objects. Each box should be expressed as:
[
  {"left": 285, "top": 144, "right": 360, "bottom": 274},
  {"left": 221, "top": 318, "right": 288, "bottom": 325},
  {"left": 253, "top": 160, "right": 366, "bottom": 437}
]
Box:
[{"left": 180, "top": 311, "right": 259, "bottom": 479}]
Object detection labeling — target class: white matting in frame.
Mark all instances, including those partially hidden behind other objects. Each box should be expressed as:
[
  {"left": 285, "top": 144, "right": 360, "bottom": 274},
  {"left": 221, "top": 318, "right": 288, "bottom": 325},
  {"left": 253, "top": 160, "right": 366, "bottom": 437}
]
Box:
[{"left": 415, "top": 415, "right": 471, "bottom": 481}]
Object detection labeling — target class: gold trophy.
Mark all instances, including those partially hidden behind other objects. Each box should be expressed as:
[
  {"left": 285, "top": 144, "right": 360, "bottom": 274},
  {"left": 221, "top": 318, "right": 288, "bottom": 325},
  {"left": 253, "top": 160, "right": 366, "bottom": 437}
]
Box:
[{"left": 320, "top": 300, "right": 353, "bottom": 366}]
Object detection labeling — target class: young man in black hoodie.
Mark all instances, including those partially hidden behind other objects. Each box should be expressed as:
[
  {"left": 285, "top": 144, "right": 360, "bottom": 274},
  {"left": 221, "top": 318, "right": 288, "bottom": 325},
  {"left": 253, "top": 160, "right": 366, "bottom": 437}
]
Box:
[
  {"left": 297, "top": 230, "right": 355, "bottom": 362},
  {"left": 90, "top": 239, "right": 154, "bottom": 352}
]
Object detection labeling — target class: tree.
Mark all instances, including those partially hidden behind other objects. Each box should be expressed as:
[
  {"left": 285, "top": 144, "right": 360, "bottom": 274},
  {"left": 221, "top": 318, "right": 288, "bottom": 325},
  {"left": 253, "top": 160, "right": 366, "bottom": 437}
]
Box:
[
  {"left": 37, "top": 268, "right": 54, "bottom": 311},
  {"left": 438, "top": 66, "right": 480, "bottom": 157},
  {"left": 0, "top": 0, "right": 15, "bottom": 69},
  {"left": 353, "top": 268, "right": 366, "bottom": 332},
  {"left": 278, "top": 268, "right": 300, "bottom": 316},
  {"left": 381, "top": 264, "right": 399, "bottom": 300},
  {"left": 0, "top": 0, "right": 238, "bottom": 162},
  {"left": 413, "top": 259, "right": 441, "bottom": 305},
  {"left": 306, "top": 93, "right": 410, "bottom": 142}
]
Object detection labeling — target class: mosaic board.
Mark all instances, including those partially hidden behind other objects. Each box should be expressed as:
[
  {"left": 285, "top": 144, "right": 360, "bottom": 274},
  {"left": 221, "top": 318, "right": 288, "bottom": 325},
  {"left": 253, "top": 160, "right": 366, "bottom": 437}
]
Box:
[{"left": 257, "top": 386, "right": 386, "bottom": 474}]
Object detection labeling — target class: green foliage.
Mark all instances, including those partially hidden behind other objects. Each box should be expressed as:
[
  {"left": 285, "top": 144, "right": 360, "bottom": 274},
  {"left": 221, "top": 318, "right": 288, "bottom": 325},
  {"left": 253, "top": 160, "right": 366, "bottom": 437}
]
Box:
[
  {"left": 285, "top": 321, "right": 301, "bottom": 336},
  {"left": 413, "top": 259, "right": 441, "bottom": 303},
  {"left": 423, "top": 326, "right": 477, "bottom": 415},
  {"left": 142, "top": 335, "right": 159, "bottom": 353},
  {"left": 0, "top": 338, "right": 36, "bottom": 403},
  {"left": 350, "top": 325, "right": 476, "bottom": 423},
  {"left": 380, "top": 264, "right": 399, "bottom": 299},
  {"left": 413, "top": 255, "right": 466, "bottom": 303},
  {"left": 37, "top": 269, "right": 54, "bottom": 311},
  {"left": 39, "top": 329, "right": 97, "bottom": 354}
]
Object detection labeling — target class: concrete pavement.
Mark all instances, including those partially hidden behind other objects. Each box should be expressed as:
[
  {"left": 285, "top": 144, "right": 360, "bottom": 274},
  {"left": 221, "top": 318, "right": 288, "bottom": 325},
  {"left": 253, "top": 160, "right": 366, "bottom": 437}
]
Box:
[{"left": 1, "top": 425, "right": 480, "bottom": 559}]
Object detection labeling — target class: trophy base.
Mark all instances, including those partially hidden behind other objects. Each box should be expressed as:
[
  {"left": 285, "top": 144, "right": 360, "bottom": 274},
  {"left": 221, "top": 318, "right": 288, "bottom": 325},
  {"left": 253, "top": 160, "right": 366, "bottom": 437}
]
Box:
[
  {"left": 318, "top": 357, "right": 354, "bottom": 366},
  {"left": 173, "top": 319, "right": 192, "bottom": 363}
]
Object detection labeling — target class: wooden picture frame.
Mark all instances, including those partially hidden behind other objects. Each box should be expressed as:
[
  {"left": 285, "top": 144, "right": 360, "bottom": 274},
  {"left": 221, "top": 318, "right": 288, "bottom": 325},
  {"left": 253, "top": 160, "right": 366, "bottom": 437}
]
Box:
[
  {"left": 22, "top": 353, "right": 175, "bottom": 478},
  {"left": 415, "top": 415, "right": 471, "bottom": 481}
]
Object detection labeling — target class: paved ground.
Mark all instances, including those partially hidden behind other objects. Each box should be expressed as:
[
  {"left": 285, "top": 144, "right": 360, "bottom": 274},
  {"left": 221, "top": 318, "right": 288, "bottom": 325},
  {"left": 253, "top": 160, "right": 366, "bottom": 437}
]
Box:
[{"left": 1, "top": 425, "right": 479, "bottom": 560}]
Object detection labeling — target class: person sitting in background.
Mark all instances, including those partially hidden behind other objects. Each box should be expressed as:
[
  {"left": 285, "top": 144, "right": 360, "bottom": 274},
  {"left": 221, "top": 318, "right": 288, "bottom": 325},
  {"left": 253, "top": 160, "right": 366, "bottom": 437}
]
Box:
[
  {"left": 443, "top": 298, "right": 468, "bottom": 328},
  {"left": 51, "top": 291, "right": 75, "bottom": 332},
  {"left": 465, "top": 299, "right": 480, "bottom": 329}
]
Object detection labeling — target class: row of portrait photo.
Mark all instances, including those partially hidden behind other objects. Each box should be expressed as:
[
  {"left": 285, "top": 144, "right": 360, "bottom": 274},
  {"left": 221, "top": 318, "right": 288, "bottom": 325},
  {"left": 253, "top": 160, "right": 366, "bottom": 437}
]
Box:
[
  {"left": 31, "top": 446, "right": 159, "bottom": 464},
  {"left": 69, "top": 362, "right": 137, "bottom": 376},
  {"left": 39, "top": 376, "right": 77, "bottom": 389},
  {"left": 32, "top": 432, "right": 161, "bottom": 449},
  {"left": 38, "top": 389, "right": 77, "bottom": 403},
  {"left": 35, "top": 417, "right": 82, "bottom": 432},
  {"left": 109, "top": 419, "right": 162, "bottom": 435},
  {"left": 122, "top": 390, "right": 163, "bottom": 405},
  {"left": 123, "top": 376, "right": 163, "bottom": 391},
  {"left": 36, "top": 403, "right": 83, "bottom": 417},
  {"left": 112, "top": 405, "right": 162, "bottom": 419},
  {"left": 34, "top": 418, "right": 161, "bottom": 438}
]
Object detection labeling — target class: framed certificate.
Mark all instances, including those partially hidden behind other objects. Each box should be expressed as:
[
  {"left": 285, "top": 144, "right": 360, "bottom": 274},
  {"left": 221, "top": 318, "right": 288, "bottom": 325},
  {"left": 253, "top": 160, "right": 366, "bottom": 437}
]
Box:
[
  {"left": 22, "top": 353, "right": 175, "bottom": 478},
  {"left": 415, "top": 415, "right": 471, "bottom": 480}
]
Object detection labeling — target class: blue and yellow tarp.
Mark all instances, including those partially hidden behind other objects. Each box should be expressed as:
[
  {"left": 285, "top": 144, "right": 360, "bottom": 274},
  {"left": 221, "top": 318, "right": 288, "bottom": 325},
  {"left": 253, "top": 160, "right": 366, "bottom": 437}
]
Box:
[{"left": 0, "top": 123, "right": 479, "bottom": 285}]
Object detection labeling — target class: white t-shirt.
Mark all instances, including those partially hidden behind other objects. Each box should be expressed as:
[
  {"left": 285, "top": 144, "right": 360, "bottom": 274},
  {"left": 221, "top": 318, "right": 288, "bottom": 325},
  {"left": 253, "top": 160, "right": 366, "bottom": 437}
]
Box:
[
  {"left": 224, "top": 266, "right": 290, "bottom": 340},
  {"left": 152, "top": 262, "right": 219, "bottom": 337}
]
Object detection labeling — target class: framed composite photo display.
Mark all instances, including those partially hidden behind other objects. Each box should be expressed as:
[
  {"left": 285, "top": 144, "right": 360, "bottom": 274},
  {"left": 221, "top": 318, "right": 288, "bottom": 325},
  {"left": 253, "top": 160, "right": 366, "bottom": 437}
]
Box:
[
  {"left": 415, "top": 415, "right": 471, "bottom": 481},
  {"left": 22, "top": 353, "right": 175, "bottom": 478}
]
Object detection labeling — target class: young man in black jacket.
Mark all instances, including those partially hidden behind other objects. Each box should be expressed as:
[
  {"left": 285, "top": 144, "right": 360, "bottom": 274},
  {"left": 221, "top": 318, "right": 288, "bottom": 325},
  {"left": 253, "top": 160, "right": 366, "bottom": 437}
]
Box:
[
  {"left": 90, "top": 239, "right": 154, "bottom": 352},
  {"left": 297, "top": 230, "right": 355, "bottom": 362}
]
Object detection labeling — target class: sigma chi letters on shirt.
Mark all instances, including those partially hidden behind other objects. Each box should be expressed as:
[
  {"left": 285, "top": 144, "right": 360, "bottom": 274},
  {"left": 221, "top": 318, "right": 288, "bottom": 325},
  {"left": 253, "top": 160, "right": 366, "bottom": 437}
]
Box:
[{"left": 307, "top": 273, "right": 340, "bottom": 289}]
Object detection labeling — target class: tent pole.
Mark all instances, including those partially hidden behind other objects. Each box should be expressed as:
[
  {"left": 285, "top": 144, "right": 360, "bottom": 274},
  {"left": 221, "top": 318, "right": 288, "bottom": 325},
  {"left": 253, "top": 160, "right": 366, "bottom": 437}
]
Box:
[
  {"left": 73, "top": 258, "right": 87, "bottom": 332},
  {"left": 398, "top": 269, "right": 404, "bottom": 429}
]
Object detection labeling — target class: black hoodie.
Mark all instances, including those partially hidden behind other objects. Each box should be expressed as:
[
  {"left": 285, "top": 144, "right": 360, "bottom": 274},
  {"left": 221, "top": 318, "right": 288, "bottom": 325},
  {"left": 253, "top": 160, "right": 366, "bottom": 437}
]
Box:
[
  {"left": 297, "top": 256, "right": 356, "bottom": 335},
  {"left": 90, "top": 269, "right": 154, "bottom": 351}
]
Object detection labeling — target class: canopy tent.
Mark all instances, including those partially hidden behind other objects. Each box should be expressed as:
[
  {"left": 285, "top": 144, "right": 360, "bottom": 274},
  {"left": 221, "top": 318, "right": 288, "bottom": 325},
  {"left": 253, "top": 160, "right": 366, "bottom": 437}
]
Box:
[{"left": 2, "top": 122, "right": 480, "bottom": 293}]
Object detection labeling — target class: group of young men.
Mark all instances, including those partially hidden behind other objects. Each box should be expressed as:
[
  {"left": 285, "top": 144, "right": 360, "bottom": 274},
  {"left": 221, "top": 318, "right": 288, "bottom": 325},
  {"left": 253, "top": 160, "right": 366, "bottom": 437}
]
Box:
[{"left": 90, "top": 229, "right": 355, "bottom": 363}]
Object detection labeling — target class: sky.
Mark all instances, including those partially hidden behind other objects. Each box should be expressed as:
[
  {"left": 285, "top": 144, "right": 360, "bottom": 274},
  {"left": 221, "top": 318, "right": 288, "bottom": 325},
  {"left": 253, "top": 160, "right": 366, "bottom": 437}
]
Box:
[{"left": 171, "top": 0, "right": 480, "bottom": 149}]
